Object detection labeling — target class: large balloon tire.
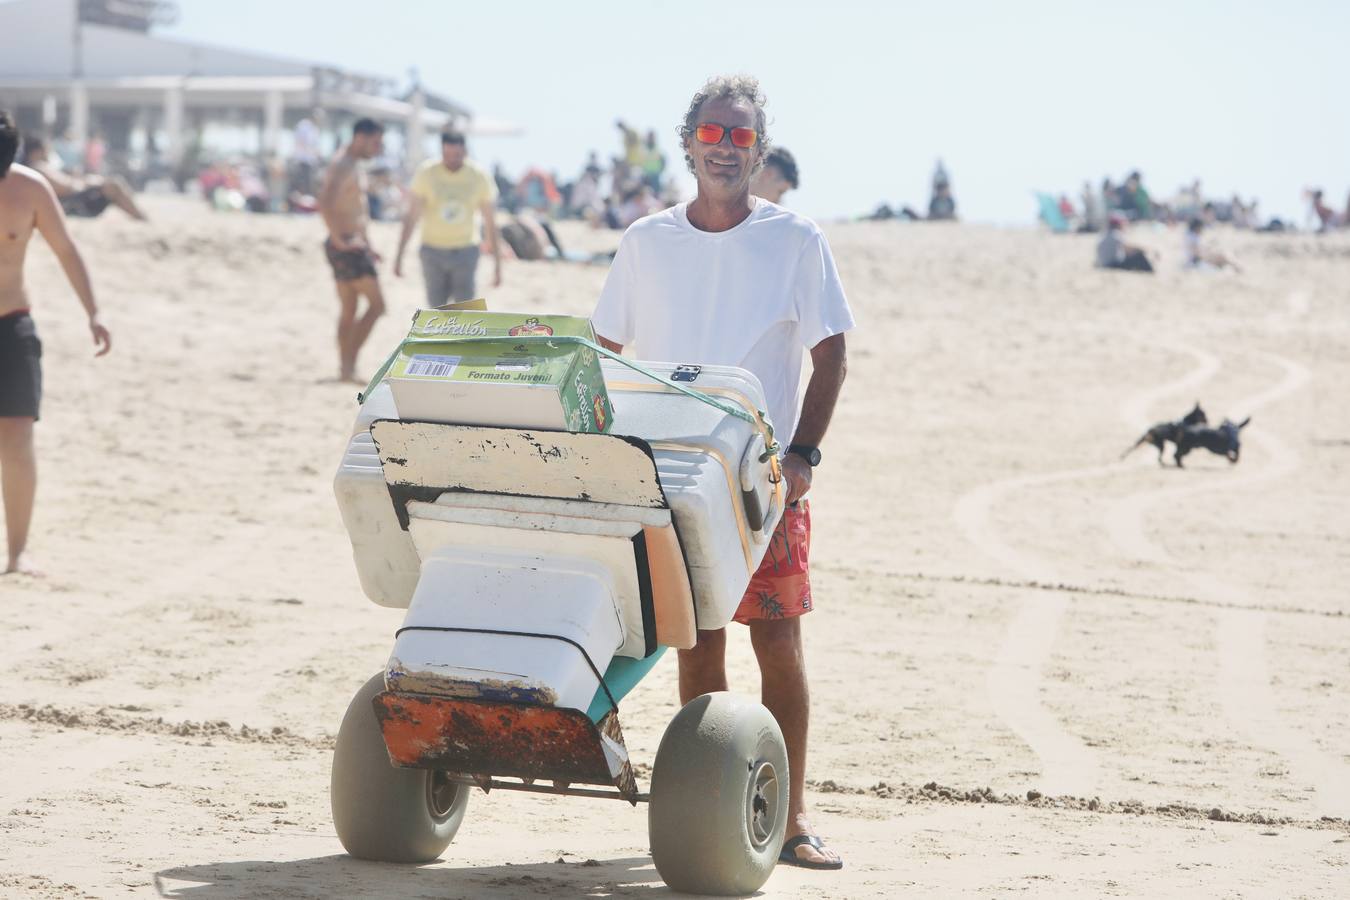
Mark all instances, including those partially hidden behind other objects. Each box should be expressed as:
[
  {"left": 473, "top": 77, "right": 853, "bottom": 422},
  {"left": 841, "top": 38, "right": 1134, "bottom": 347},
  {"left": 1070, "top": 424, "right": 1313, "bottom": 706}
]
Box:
[
  {"left": 330, "top": 672, "right": 469, "bottom": 863},
  {"left": 648, "top": 692, "right": 789, "bottom": 895}
]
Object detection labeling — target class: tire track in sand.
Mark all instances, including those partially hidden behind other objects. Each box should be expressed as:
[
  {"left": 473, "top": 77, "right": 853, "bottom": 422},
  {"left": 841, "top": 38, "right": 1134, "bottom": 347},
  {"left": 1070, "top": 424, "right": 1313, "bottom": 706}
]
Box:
[
  {"left": 954, "top": 347, "right": 1220, "bottom": 795},
  {"left": 1104, "top": 352, "right": 1350, "bottom": 817}
]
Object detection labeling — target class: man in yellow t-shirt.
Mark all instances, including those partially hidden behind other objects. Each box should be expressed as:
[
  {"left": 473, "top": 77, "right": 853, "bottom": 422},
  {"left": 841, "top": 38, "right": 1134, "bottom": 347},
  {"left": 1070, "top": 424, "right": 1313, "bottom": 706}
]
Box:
[{"left": 395, "top": 129, "right": 502, "bottom": 304}]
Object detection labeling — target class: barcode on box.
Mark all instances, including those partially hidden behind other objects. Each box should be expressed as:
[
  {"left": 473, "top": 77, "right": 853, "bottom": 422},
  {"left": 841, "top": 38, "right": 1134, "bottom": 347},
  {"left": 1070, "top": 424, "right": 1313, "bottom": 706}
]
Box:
[{"left": 406, "top": 354, "right": 462, "bottom": 377}]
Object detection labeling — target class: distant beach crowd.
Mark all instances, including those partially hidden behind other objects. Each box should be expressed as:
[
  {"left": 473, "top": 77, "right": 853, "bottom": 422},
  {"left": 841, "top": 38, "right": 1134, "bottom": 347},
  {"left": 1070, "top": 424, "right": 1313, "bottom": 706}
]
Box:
[
  {"left": 10, "top": 123, "right": 1349, "bottom": 242},
  {"left": 1038, "top": 170, "right": 1350, "bottom": 235}
]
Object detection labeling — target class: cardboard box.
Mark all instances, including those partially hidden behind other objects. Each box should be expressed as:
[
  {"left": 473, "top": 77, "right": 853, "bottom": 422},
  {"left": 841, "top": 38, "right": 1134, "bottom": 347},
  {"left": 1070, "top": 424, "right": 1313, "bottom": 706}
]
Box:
[
  {"left": 433, "top": 298, "right": 487, "bottom": 311},
  {"left": 386, "top": 310, "right": 613, "bottom": 433}
]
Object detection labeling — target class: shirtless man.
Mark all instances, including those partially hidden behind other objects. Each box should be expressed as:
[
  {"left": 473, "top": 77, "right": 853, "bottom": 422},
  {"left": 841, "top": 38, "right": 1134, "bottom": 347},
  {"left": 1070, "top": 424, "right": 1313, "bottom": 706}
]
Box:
[
  {"left": 0, "top": 111, "right": 112, "bottom": 576},
  {"left": 23, "top": 135, "right": 148, "bottom": 221},
  {"left": 318, "top": 118, "right": 386, "bottom": 382}
]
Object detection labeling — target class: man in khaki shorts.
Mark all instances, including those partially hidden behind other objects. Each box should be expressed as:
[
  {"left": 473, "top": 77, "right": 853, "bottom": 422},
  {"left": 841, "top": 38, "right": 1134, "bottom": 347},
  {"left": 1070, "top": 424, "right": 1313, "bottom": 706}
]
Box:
[
  {"left": 0, "top": 111, "right": 112, "bottom": 576},
  {"left": 395, "top": 129, "right": 502, "bottom": 304}
]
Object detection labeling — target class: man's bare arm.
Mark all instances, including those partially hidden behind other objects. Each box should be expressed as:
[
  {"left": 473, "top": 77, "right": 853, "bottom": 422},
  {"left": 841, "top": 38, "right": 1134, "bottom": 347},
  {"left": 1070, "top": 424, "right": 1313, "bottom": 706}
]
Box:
[
  {"left": 481, "top": 200, "right": 503, "bottom": 287},
  {"left": 780, "top": 333, "right": 847, "bottom": 503},
  {"left": 394, "top": 194, "right": 424, "bottom": 277},
  {"left": 32, "top": 176, "right": 110, "bottom": 355},
  {"left": 596, "top": 335, "right": 623, "bottom": 354},
  {"left": 791, "top": 333, "right": 847, "bottom": 447}
]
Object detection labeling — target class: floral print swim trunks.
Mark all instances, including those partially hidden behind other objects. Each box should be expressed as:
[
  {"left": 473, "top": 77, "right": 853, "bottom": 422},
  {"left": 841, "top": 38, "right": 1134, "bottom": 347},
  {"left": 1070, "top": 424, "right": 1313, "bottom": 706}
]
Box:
[{"left": 733, "top": 500, "right": 813, "bottom": 623}]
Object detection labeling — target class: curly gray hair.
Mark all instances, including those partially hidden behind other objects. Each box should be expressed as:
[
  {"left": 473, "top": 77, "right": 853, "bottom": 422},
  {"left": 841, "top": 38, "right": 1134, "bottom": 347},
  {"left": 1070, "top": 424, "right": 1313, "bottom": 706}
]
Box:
[{"left": 677, "top": 74, "right": 770, "bottom": 175}]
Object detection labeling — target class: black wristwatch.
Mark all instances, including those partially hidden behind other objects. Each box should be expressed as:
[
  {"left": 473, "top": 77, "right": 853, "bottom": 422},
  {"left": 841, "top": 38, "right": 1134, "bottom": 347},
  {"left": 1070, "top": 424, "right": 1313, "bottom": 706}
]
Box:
[{"left": 787, "top": 444, "right": 822, "bottom": 467}]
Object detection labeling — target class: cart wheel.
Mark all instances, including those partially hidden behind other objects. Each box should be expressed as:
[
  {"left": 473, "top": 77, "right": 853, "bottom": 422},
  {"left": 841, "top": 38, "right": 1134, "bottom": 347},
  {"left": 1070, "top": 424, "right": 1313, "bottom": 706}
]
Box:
[
  {"left": 330, "top": 672, "right": 469, "bottom": 863},
  {"left": 648, "top": 692, "right": 788, "bottom": 895}
]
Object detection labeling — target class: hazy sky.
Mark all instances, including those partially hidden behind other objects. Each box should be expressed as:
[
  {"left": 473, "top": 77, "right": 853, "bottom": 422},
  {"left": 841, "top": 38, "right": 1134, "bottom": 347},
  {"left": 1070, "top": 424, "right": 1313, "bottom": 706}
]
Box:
[{"left": 159, "top": 0, "right": 1347, "bottom": 224}]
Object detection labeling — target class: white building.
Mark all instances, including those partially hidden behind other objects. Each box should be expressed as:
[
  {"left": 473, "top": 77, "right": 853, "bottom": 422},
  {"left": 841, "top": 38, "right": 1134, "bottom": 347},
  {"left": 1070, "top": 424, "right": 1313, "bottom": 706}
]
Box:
[{"left": 0, "top": 0, "right": 516, "bottom": 176}]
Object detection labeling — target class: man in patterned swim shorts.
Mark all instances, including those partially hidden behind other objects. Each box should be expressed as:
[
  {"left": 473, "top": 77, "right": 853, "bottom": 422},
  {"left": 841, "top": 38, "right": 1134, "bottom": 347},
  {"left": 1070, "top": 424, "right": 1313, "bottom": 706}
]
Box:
[
  {"left": 734, "top": 500, "right": 813, "bottom": 623},
  {"left": 591, "top": 75, "right": 853, "bottom": 870},
  {"left": 318, "top": 118, "right": 386, "bottom": 382}
]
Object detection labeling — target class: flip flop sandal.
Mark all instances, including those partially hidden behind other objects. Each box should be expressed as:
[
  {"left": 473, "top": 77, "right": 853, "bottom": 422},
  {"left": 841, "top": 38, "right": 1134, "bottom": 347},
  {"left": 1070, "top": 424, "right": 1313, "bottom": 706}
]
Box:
[{"left": 779, "top": 834, "right": 844, "bottom": 870}]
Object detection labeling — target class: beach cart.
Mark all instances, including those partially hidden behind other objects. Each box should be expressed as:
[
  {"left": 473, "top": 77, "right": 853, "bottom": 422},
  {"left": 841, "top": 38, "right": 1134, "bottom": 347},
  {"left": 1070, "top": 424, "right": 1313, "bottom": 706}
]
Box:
[{"left": 331, "top": 334, "right": 790, "bottom": 895}]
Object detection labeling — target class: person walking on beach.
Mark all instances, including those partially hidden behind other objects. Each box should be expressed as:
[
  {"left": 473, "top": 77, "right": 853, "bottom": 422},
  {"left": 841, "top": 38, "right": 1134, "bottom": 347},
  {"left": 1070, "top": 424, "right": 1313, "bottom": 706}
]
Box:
[
  {"left": 591, "top": 75, "right": 852, "bottom": 871},
  {"left": 751, "top": 145, "right": 799, "bottom": 205},
  {"left": 394, "top": 129, "right": 502, "bottom": 306},
  {"left": 0, "top": 111, "right": 112, "bottom": 576},
  {"left": 318, "top": 118, "right": 386, "bottom": 383}
]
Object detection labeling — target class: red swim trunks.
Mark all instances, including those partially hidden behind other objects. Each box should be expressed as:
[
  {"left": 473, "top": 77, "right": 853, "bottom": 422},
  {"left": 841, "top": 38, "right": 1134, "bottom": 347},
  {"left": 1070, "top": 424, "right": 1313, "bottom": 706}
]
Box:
[{"left": 733, "top": 500, "right": 813, "bottom": 624}]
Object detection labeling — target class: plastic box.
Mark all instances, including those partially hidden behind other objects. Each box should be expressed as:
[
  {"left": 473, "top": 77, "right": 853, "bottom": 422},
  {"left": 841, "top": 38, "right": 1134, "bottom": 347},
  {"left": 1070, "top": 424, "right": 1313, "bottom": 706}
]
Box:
[{"left": 386, "top": 547, "right": 624, "bottom": 712}]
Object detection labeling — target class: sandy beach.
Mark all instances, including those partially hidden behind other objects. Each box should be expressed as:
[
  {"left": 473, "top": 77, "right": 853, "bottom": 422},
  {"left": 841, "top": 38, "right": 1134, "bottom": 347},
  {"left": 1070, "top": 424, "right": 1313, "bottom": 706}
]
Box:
[{"left": 2, "top": 196, "right": 1348, "bottom": 898}]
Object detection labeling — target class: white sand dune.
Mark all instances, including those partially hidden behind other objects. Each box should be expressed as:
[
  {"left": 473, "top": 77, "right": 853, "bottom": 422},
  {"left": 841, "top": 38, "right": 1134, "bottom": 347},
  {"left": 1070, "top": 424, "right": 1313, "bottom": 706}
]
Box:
[{"left": 2, "top": 197, "right": 1347, "bottom": 897}]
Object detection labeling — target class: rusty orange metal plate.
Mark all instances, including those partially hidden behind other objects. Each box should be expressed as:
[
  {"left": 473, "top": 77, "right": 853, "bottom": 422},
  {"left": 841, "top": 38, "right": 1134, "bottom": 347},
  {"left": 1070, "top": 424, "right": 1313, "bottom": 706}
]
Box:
[{"left": 373, "top": 692, "right": 621, "bottom": 787}]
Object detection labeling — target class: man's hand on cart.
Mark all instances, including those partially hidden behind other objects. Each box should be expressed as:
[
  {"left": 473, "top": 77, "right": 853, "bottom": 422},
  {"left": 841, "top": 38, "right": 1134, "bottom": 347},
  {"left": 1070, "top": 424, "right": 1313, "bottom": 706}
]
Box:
[{"left": 782, "top": 453, "right": 812, "bottom": 505}]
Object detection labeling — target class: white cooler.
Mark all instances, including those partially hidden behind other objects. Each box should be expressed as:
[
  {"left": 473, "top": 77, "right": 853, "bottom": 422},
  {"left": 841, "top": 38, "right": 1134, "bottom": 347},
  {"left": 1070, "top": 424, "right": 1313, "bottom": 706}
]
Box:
[
  {"left": 601, "top": 359, "right": 781, "bottom": 629},
  {"left": 333, "top": 383, "right": 421, "bottom": 609},
  {"left": 387, "top": 547, "right": 624, "bottom": 712}
]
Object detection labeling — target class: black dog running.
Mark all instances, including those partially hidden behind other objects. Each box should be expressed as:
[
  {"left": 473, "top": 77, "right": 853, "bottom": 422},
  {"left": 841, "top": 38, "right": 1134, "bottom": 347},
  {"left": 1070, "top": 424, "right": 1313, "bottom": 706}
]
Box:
[
  {"left": 1121, "top": 402, "right": 1208, "bottom": 465},
  {"left": 1173, "top": 417, "right": 1251, "bottom": 467}
]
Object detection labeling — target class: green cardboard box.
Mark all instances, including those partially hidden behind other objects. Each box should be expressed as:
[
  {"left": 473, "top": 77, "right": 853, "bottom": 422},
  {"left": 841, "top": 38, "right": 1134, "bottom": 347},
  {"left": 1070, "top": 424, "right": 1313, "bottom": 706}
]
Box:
[{"left": 386, "top": 310, "right": 613, "bottom": 433}]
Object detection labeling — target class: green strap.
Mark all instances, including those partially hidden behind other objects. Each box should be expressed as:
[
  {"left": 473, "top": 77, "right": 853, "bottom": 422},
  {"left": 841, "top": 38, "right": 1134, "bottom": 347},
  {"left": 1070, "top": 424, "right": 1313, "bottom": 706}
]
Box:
[
  {"left": 358, "top": 334, "right": 779, "bottom": 458},
  {"left": 358, "top": 345, "right": 402, "bottom": 405}
]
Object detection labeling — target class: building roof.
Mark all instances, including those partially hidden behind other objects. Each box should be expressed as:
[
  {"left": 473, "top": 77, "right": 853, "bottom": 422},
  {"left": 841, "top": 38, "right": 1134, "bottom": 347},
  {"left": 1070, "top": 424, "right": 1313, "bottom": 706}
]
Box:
[{"left": 0, "top": 0, "right": 476, "bottom": 122}]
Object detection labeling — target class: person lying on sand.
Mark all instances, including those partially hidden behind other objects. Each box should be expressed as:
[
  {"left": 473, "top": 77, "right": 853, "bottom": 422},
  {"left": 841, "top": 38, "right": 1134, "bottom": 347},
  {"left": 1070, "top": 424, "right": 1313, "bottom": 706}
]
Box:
[
  {"left": 21, "top": 136, "right": 148, "bottom": 222},
  {"left": 498, "top": 211, "right": 615, "bottom": 264},
  {"left": 0, "top": 111, "right": 112, "bottom": 576}
]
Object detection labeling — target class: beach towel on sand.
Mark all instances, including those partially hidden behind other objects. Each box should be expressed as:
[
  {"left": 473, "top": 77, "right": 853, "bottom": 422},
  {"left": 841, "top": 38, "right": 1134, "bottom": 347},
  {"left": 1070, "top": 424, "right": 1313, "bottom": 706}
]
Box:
[{"left": 1036, "top": 192, "right": 1069, "bottom": 233}]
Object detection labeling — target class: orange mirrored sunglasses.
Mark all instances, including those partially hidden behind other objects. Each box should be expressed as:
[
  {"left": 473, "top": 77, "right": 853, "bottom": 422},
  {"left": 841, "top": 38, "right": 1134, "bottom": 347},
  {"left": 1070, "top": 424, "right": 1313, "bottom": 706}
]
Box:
[{"left": 694, "top": 123, "right": 759, "bottom": 149}]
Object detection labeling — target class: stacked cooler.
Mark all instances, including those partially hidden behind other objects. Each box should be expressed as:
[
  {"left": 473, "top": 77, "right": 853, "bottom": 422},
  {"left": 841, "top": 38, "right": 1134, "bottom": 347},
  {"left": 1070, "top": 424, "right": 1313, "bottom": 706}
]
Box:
[{"left": 333, "top": 355, "right": 782, "bottom": 712}]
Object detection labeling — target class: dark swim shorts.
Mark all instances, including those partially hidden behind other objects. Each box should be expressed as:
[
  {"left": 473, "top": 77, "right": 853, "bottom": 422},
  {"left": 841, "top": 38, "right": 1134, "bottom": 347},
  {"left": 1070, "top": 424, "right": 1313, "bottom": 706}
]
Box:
[
  {"left": 323, "top": 238, "right": 378, "bottom": 282},
  {"left": 0, "top": 311, "right": 42, "bottom": 420},
  {"left": 60, "top": 186, "right": 111, "bottom": 218}
]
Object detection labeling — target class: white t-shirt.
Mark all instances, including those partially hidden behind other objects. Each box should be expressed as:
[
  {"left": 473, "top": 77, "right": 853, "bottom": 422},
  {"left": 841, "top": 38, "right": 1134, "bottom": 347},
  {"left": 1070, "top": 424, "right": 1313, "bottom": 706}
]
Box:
[{"left": 591, "top": 198, "right": 854, "bottom": 446}]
